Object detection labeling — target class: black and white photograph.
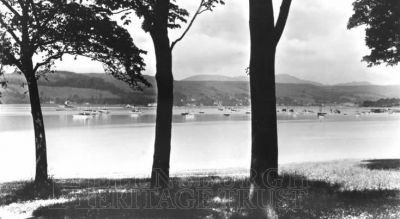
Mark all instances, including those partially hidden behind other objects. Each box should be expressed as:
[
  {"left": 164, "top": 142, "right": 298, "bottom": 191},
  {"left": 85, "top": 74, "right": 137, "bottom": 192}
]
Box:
[{"left": 0, "top": 0, "right": 399, "bottom": 218}]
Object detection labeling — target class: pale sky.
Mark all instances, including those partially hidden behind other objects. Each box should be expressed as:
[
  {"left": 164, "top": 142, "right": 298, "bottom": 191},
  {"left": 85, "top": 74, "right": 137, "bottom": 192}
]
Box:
[{"left": 54, "top": 0, "right": 400, "bottom": 85}]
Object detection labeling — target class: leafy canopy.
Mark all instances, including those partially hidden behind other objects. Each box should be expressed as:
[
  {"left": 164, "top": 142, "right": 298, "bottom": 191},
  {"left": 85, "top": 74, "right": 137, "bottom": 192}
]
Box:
[
  {"left": 0, "top": 0, "right": 150, "bottom": 89},
  {"left": 348, "top": 0, "right": 400, "bottom": 66},
  {"left": 95, "top": 0, "right": 224, "bottom": 46}
]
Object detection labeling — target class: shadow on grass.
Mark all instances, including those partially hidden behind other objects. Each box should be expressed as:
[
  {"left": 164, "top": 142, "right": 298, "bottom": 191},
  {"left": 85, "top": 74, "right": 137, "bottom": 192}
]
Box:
[
  {"left": 30, "top": 175, "right": 400, "bottom": 219},
  {"left": 361, "top": 159, "right": 400, "bottom": 170},
  {"left": 0, "top": 179, "right": 61, "bottom": 205}
]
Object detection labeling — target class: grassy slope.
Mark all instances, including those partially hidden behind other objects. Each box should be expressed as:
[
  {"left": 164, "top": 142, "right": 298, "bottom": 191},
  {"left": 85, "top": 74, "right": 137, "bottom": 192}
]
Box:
[{"left": 0, "top": 160, "right": 399, "bottom": 218}]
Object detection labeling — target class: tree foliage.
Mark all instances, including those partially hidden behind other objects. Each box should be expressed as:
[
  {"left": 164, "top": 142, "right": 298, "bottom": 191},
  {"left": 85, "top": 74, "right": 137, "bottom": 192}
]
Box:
[
  {"left": 95, "top": 0, "right": 224, "bottom": 49},
  {"left": 348, "top": 0, "right": 400, "bottom": 66},
  {"left": 0, "top": 0, "right": 149, "bottom": 89}
]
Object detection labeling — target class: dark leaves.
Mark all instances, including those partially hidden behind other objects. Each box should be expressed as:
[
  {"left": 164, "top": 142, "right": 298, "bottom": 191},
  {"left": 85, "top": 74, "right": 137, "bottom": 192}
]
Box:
[
  {"left": 0, "top": 1, "right": 150, "bottom": 90},
  {"left": 348, "top": 0, "right": 400, "bottom": 66}
]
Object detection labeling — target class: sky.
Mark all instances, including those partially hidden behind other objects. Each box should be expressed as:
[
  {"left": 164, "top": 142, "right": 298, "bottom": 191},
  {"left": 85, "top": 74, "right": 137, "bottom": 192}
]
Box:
[{"left": 53, "top": 0, "right": 400, "bottom": 85}]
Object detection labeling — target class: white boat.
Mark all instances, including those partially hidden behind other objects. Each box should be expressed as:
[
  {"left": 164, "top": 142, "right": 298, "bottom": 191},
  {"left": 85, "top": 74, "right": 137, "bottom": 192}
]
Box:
[
  {"left": 73, "top": 112, "right": 93, "bottom": 120},
  {"left": 184, "top": 113, "right": 195, "bottom": 119},
  {"left": 130, "top": 113, "right": 140, "bottom": 118},
  {"left": 83, "top": 109, "right": 100, "bottom": 116}
]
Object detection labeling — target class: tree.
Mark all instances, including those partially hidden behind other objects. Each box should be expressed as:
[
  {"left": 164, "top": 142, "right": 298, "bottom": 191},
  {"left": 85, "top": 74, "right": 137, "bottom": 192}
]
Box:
[
  {"left": 0, "top": 0, "right": 147, "bottom": 189},
  {"left": 248, "top": 0, "right": 292, "bottom": 213},
  {"left": 348, "top": 0, "right": 400, "bottom": 66},
  {"left": 96, "top": 0, "right": 224, "bottom": 188}
]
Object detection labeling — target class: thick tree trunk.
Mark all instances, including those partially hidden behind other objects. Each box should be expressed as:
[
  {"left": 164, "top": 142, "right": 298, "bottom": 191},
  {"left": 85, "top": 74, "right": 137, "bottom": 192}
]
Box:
[
  {"left": 248, "top": 1, "right": 279, "bottom": 217},
  {"left": 150, "top": 0, "right": 173, "bottom": 189},
  {"left": 249, "top": 0, "right": 278, "bottom": 188},
  {"left": 26, "top": 73, "right": 49, "bottom": 186}
]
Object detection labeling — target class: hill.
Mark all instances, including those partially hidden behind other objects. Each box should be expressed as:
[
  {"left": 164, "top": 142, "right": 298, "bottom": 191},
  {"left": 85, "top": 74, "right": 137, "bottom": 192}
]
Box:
[
  {"left": 1, "top": 71, "right": 400, "bottom": 106},
  {"left": 182, "top": 74, "right": 248, "bottom": 82},
  {"left": 334, "top": 81, "right": 372, "bottom": 86},
  {"left": 182, "top": 74, "right": 324, "bottom": 86}
]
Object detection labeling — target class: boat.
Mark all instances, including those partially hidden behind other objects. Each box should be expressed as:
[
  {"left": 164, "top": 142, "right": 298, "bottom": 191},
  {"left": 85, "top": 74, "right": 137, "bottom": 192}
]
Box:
[
  {"left": 199, "top": 111, "right": 205, "bottom": 114},
  {"left": 64, "top": 100, "right": 74, "bottom": 109},
  {"left": 98, "top": 108, "right": 110, "bottom": 114},
  {"left": 184, "top": 113, "right": 195, "bottom": 119},
  {"left": 131, "top": 108, "right": 142, "bottom": 113},
  {"left": 223, "top": 113, "right": 230, "bottom": 117},
  {"left": 73, "top": 112, "right": 93, "bottom": 120},
  {"left": 230, "top": 107, "right": 238, "bottom": 112},
  {"left": 181, "top": 112, "right": 189, "bottom": 116},
  {"left": 317, "top": 112, "right": 327, "bottom": 119},
  {"left": 130, "top": 108, "right": 143, "bottom": 117},
  {"left": 83, "top": 109, "right": 100, "bottom": 116},
  {"left": 56, "top": 105, "right": 67, "bottom": 111}
]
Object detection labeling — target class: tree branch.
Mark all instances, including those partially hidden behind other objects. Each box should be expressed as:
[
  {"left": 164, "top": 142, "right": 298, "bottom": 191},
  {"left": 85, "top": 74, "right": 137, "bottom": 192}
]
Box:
[
  {"left": 0, "top": 0, "right": 22, "bottom": 18},
  {"left": 33, "top": 46, "right": 70, "bottom": 73},
  {"left": 274, "top": 0, "right": 292, "bottom": 46},
  {"left": 112, "top": 8, "right": 132, "bottom": 15},
  {"left": 0, "top": 15, "right": 22, "bottom": 45},
  {"left": 170, "top": 0, "right": 204, "bottom": 51}
]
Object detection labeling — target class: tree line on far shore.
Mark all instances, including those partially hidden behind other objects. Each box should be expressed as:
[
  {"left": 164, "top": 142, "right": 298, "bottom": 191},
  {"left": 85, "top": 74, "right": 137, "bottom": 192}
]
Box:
[{"left": 362, "top": 98, "right": 400, "bottom": 107}]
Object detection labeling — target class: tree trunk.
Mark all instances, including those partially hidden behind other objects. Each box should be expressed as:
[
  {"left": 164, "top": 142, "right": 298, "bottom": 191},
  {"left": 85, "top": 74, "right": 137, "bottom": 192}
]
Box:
[
  {"left": 150, "top": 0, "right": 173, "bottom": 189},
  {"left": 249, "top": 0, "right": 278, "bottom": 189},
  {"left": 26, "top": 73, "right": 49, "bottom": 186}
]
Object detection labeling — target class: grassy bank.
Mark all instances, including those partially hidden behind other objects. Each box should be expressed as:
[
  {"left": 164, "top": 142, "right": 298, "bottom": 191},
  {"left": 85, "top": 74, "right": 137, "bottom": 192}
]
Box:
[{"left": 1, "top": 159, "right": 399, "bottom": 218}]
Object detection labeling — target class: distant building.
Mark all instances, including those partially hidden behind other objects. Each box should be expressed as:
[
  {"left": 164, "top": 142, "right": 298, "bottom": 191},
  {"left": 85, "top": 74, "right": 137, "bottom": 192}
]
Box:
[{"left": 371, "top": 108, "right": 386, "bottom": 113}]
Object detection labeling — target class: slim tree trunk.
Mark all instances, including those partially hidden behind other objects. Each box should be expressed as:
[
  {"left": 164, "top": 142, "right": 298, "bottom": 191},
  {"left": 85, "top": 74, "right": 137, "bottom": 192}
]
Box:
[
  {"left": 249, "top": 0, "right": 278, "bottom": 188},
  {"left": 150, "top": 0, "right": 173, "bottom": 188},
  {"left": 26, "top": 73, "right": 49, "bottom": 186}
]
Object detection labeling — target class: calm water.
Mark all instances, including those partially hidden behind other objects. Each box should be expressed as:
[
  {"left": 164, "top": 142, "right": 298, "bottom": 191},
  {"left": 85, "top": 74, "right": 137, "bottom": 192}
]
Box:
[{"left": 1, "top": 105, "right": 400, "bottom": 182}]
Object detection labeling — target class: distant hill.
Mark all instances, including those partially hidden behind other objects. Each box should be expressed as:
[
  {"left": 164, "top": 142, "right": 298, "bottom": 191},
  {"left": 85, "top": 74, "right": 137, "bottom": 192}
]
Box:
[
  {"left": 182, "top": 74, "right": 324, "bottom": 86},
  {"left": 334, "top": 81, "right": 372, "bottom": 86},
  {"left": 1, "top": 71, "right": 400, "bottom": 106},
  {"left": 275, "top": 74, "right": 324, "bottom": 86},
  {"left": 182, "top": 74, "right": 248, "bottom": 82}
]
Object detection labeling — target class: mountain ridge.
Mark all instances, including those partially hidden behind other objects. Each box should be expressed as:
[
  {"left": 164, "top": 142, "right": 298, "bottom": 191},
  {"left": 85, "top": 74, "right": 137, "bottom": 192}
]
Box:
[{"left": 1, "top": 71, "right": 400, "bottom": 106}]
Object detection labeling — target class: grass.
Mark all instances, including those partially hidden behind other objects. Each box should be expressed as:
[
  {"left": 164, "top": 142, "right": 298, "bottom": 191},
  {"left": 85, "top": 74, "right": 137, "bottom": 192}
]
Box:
[
  {"left": 0, "top": 178, "right": 62, "bottom": 205},
  {"left": 1, "top": 160, "right": 399, "bottom": 218}
]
